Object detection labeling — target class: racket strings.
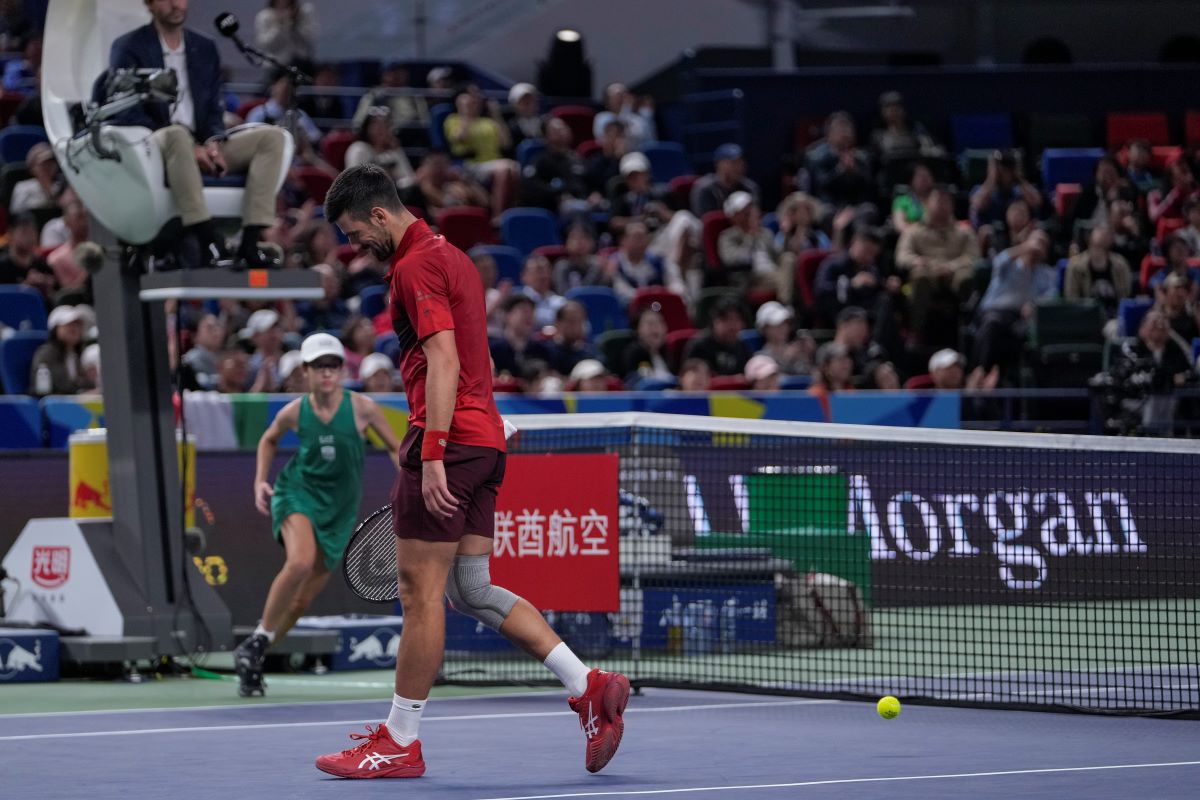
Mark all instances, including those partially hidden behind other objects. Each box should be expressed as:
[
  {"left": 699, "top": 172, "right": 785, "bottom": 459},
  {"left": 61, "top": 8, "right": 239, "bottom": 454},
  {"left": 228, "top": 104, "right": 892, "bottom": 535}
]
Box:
[{"left": 343, "top": 508, "right": 398, "bottom": 603}]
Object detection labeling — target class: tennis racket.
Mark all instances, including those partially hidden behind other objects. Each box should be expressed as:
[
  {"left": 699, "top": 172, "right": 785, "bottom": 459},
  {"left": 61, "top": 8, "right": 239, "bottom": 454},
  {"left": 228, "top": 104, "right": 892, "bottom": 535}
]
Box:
[
  {"left": 342, "top": 504, "right": 398, "bottom": 603},
  {"left": 342, "top": 419, "right": 519, "bottom": 603}
]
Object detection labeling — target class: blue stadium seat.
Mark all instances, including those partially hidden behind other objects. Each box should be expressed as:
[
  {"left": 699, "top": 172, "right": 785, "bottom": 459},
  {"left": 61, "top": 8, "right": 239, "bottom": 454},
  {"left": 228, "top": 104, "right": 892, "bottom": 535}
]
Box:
[
  {"left": 780, "top": 374, "right": 813, "bottom": 391},
  {"left": 1042, "top": 148, "right": 1106, "bottom": 188},
  {"left": 428, "top": 103, "right": 453, "bottom": 152},
  {"left": 359, "top": 285, "right": 386, "bottom": 319},
  {"left": 374, "top": 331, "right": 400, "bottom": 364},
  {"left": 1193, "top": 338, "right": 1200, "bottom": 365},
  {"left": 0, "top": 285, "right": 47, "bottom": 331},
  {"left": 1117, "top": 297, "right": 1153, "bottom": 337},
  {"left": 499, "top": 207, "right": 560, "bottom": 256},
  {"left": 565, "top": 286, "right": 626, "bottom": 340},
  {"left": 739, "top": 329, "right": 764, "bottom": 353},
  {"left": 761, "top": 212, "right": 779, "bottom": 235},
  {"left": 516, "top": 138, "right": 546, "bottom": 169},
  {"left": 0, "top": 329, "right": 47, "bottom": 394},
  {"left": 471, "top": 244, "right": 524, "bottom": 286},
  {"left": 0, "top": 124, "right": 47, "bottom": 164},
  {"left": 0, "top": 396, "right": 40, "bottom": 448},
  {"left": 641, "top": 141, "right": 691, "bottom": 184},
  {"left": 1055, "top": 258, "right": 1068, "bottom": 295},
  {"left": 950, "top": 113, "right": 1014, "bottom": 152},
  {"left": 636, "top": 376, "right": 679, "bottom": 391}
]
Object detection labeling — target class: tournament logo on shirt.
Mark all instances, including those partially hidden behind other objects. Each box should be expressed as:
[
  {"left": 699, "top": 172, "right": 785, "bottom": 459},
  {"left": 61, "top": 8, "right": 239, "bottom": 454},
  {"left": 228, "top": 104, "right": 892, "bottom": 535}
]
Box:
[{"left": 319, "top": 434, "right": 336, "bottom": 462}]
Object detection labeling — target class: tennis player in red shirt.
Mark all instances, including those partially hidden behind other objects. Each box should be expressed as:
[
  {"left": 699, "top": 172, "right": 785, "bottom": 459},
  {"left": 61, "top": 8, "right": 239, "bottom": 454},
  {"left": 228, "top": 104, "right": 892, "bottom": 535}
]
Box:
[{"left": 315, "top": 164, "right": 630, "bottom": 779}]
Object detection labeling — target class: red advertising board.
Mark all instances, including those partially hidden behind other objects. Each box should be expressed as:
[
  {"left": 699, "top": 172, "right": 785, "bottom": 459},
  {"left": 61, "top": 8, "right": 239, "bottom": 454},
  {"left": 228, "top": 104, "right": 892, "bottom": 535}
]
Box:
[{"left": 489, "top": 454, "right": 619, "bottom": 612}]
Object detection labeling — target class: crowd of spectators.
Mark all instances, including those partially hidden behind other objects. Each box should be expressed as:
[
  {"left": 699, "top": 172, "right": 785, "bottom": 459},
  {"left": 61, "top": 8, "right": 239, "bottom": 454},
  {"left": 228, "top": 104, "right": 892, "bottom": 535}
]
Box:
[{"left": 0, "top": 3, "right": 1198, "bottom": 433}]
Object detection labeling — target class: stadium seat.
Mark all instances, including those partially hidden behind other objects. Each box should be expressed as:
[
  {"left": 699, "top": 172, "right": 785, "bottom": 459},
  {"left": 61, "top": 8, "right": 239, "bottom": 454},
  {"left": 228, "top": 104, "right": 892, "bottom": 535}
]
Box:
[
  {"left": 1029, "top": 300, "right": 1105, "bottom": 348},
  {"left": 595, "top": 328, "right": 634, "bottom": 371},
  {"left": 472, "top": 244, "right": 524, "bottom": 285},
  {"left": 428, "top": 103, "right": 453, "bottom": 151},
  {"left": 738, "top": 328, "right": 764, "bottom": 354},
  {"left": 1026, "top": 113, "right": 1095, "bottom": 153},
  {"left": 710, "top": 375, "right": 749, "bottom": 391},
  {"left": 1193, "top": 338, "right": 1200, "bottom": 364},
  {"left": 531, "top": 244, "right": 567, "bottom": 262},
  {"left": 1041, "top": 148, "right": 1106, "bottom": 189},
  {"left": 641, "top": 141, "right": 691, "bottom": 184},
  {"left": 669, "top": 174, "right": 698, "bottom": 210},
  {"left": 1030, "top": 343, "right": 1104, "bottom": 389},
  {"left": 0, "top": 125, "right": 47, "bottom": 164},
  {"left": 0, "top": 329, "right": 46, "bottom": 394},
  {"left": 565, "top": 286, "right": 626, "bottom": 340},
  {"left": 548, "top": 105, "right": 596, "bottom": 147},
  {"left": 359, "top": 285, "right": 386, "bottom": 319},
  {"left": 295, "top": 166, "right": 334, "bottom": 204},
  {"left": 761, "top": 212, "right": 779, "bottom": 235},
  {"left": 0, "top": 396, "right": 40, "bottom": 448},
  {"left": 1054, "top": 183, "right": 1082, "bottom": 219},
  {"left": 236, "top": 98, "right": 266, "bottom": 120},
  {"left": 0, "top": 285, "right": 47, "bottom": 331},
  {"left": 795, "top": 248, "right": 833, "bottom": 311},
  {"left": 576, "top": 139, "right": 601, "bottom": 159},
  {"left": 1156, "top": 217, "right": 1187, "bottom": 242},
  {"left": 320, "top": 129, "right": 356, "bottom": 171},
  {"left": 1055, "top": 258, "right": 1069, "bottom": 294},
  {"left": 1105, "top": 112, "right": 1170, "bottom": 150},
  {"left": 636, "top": 376, "right": 679, "bottom": 391},
  {"left": 436, "top": 206, "right": 495, "bottom": 251},
  {"left": 374, "top": 331, "right": 400, "bottom": 364},
  {"left": 701, "top": 210, "right": 731, "bottom": 272},
  {"left": 1118, "top": 297, "right": 1154, "bottom": 337},
  {"left": 500, "top": 207, "right": 560, "bottom": 256},
  {"left": 666, "top": 327, "right": 698, "bottom": 369},
  {"left": 0, "top": 93, "right": 23, "bottom": 128},
  {"left": 628, "top": 288, "right": 692, "bottom": 332},
  {"left": 779, "top": 374, "right": 812, "bottom": 391},
  {"left": 950, "top": 113, "right": 1014, "bottom": 152},
  {"left": 904, "top": 373, "right": 934, "bottom": 390},
  {"left": 516, "top": 138, "right": 546, "bottom": 169}
]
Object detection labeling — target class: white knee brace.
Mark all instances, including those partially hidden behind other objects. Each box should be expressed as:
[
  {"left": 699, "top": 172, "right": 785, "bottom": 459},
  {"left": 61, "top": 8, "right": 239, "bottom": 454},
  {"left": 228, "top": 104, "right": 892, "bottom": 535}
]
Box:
[{"left": 444, "top": 554, "right": 518, "bottom": 631}]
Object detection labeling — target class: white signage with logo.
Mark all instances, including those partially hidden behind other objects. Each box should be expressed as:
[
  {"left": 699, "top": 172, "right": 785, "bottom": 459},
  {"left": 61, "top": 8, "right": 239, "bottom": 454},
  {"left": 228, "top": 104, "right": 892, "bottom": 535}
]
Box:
[{"left": 1, "top": 519, "right": 123, "bottom": 636}]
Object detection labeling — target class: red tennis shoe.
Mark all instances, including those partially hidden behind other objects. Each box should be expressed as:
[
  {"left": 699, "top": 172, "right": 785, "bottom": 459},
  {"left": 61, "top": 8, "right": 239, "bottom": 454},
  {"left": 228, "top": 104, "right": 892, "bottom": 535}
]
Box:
[
  {"left": 314, "top": 724, "right": 425, "bottom": 779},
  {"left": 568, "top": 669, "right": 631, "bottom": 773}
]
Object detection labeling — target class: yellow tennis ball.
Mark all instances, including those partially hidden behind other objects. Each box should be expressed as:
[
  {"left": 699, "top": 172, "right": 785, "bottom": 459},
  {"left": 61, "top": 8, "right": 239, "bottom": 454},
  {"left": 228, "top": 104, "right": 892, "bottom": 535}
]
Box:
[{"left": 877, "top": 696, "right": 901, "bottom": 719}]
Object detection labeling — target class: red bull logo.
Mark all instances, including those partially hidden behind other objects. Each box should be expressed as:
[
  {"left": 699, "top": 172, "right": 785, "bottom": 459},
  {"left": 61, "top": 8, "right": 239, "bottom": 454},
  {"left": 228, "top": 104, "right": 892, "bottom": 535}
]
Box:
[
  {"left": 72, "top": 480, "right": 110, "bottom": 512},
  {"left": 31, "top": 546, "right": 70, "bottom": 589}
]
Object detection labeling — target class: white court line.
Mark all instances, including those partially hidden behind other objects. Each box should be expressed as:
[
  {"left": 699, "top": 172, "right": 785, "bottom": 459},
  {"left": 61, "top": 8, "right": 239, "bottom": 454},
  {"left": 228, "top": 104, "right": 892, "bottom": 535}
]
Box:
[
  {"left": 0, "top": 698, "right": 834, "bottom": 742},
  {"left": 465, "top": 761, "right": 1200, "bottom": 800}
]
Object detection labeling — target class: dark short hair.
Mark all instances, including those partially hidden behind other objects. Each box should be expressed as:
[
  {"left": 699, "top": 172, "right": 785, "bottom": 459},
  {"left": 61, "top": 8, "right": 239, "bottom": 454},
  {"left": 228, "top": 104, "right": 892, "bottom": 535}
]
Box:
[
  {"left": 324, "top": 164, "right": 403, "bottom": 223},
  {"left": 711, "top": 296, "right": 745, "bottom": 322},
  {"left": 503, "top": 294, "right": 535, "bottom": 313},
  {"left": 10, "top": 211, "right": 37, "bottom": 230},
  {"left": 836, "top": 306, "right": 868, "bottom": 325},
  {"left": 851, "top": 224, "right": 883, "bottom": 245}
]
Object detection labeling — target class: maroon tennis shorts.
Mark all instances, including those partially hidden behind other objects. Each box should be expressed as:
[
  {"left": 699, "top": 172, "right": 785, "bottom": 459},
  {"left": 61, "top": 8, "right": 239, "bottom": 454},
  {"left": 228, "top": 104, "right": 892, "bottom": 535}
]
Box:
[{"left": 391, "top": 426, "right": 506, "bottom": 542}]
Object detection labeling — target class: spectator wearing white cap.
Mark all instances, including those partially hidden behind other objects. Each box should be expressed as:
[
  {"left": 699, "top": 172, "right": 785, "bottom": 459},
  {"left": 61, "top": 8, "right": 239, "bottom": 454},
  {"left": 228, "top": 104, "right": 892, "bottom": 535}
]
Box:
[
  {"left": 507, "top": 83, "right": 543, "bottom": 148},
  {"left": 358, "top": 352, "right": 399, "bottom": 393},
  {"left": 691, "top": 143, "right": 760, "bottom": 218},
  {"left": 592, "top": 83, "right": 657, "bottom": 149},
  {"left": 29, "top": 305, "right": 87, "bottom": 396},
  {"left": 928, "top": 347, "right": 999, "bottom": 391},
  {"left": 744, "top": 353, "right": 781, "bottom": 391},
  {"left": 569, "top": 358, "right": 613, "bottom": 392},
  {"left": 242, "top": 308, "right": 285, "bottom": 391},
  {"left": 756, "top": 300, "right": 814, "bottom": 375},
  {"left": 717, "top": 191, "right": 780, "bottom": 293},
  {"left": 278, "top": 350, "right": 308, "bottom": 393},
  {"left": 427, "top": 66, "right": 454, "bottom": 91},
  {"left": 10, "top": 142, "right": 59, "bottom": 214}
]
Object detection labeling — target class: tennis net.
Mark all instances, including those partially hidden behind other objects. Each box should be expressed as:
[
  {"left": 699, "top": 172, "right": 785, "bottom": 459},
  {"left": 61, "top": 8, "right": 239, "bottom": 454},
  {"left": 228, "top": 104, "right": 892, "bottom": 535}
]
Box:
[{"left": 438, "top": 412, "right": 1199, "bottom": 716}]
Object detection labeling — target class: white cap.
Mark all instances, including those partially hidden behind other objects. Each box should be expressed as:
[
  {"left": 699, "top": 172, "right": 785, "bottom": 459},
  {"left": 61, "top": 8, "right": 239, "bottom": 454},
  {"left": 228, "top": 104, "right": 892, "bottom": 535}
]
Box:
[
  {"left": 278, "top": 350, "right": 304, "bottom": 380},
  {"left": 300, "top": 332, "right": 346, "bottom": 364},
  {"left": 427, "top": 65, "right": 452, "bottom": 84},
  {"left": 755, "top": 300, "right": 793, "bottom": 330},
  {"left": 240, "top": 308, "right": 280, "bottom": 339},
  {"left": 744, "top": 354, "right": 779, "bottom": 382},
  {"left": 723, "top": 190, "right": 754, "bottom": 217},
  {"left": 619, "top": 152, "right": 651, "bottom": 176},
  {"left": 928, "top": 348, "right": 963, "bottom": 373},
  {"left": 80, "top": 343, "right": 100, "bottom": 372},
  {"left": 359, "top": 352, "right": 395, "bottom": 381},
  {"left": 508, "top": 82, "right": 537, "bottom": 104},
  {"left": 47, "top": 304, "right": 85, "bottom": 329},
  {"left": 570, "top": 359, "right": 607, "bottom": 382}
]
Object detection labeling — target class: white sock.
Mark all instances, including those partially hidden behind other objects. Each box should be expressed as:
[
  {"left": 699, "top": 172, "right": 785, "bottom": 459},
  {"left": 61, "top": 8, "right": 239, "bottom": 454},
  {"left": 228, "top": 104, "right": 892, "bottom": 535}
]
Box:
[
  {"left": 253, "top": 623, "right": 275, "bottom": 644},
  {"left": 386, "top": 694, "right": 425, "bottom": 746},
  {"left": 544, "top": 642, "right": 591, "bottom": 697}
]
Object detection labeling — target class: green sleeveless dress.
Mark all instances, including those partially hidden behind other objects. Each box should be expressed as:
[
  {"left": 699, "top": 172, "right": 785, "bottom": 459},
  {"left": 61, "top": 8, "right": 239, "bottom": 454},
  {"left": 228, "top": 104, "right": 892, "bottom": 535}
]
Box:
[{"left": 270, "top": 391, "right": 365, "bottom": 569}]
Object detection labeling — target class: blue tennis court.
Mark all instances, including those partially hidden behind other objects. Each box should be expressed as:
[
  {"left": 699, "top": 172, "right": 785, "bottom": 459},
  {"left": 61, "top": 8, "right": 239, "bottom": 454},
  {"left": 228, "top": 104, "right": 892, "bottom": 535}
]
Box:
[{"left": 3, "top": 687, "right": 1198, "bottom": 799}]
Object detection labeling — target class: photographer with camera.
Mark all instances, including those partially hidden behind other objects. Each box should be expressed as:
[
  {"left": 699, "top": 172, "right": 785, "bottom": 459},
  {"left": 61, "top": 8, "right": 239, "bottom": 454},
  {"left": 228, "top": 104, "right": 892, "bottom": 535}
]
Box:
[
  {"left": 107, "top": 0, "right": 288, "bottom": 269},
  {"left": 1098, "top": 309, "right": 1195, "bottom": 434},
  {"left": 969, "top": 149, "right": 1043, "bottom": 230}
]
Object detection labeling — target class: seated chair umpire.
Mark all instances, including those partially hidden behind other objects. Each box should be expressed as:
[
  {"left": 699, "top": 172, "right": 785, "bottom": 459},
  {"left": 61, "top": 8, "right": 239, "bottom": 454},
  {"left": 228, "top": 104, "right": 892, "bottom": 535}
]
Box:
[{"left": 105, "top": 0, "right": 288, "bottom": 268}]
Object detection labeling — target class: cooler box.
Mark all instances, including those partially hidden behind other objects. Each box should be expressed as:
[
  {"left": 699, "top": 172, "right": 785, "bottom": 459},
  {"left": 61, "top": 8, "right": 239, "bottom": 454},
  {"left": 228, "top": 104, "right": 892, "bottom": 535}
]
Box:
[
  {"left": 0, "top": 628, "right": 59, "bottom": 682},
  {"left": 68, "top": 428, "right": 196, "bottom": 527},
  {"left": 294, "top": 615, "right": 405, "bottom": 671}
]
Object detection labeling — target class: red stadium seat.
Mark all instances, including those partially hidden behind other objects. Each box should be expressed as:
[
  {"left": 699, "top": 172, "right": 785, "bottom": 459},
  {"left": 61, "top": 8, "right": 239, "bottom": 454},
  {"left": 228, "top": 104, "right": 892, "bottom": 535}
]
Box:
[
  {"left": 710, "top": 374, "right": 750, "bottom": 391},
  {"left": 320, "top": 129, "right": 356, "bottom": 171},
  {"left": 1054, "top": 183, "right": 1082, "bottom": 219},
  {"left": 576, "top": 139, "right": 601, "bottom": 159},
  {"left": 701, "top": 210, "right": 731, "bottom": 273},
  {"left": 295, "top": 166, "right": 334, "bottom": 204},
  {"left": 794, "top": 248, "right": 833, "bottom": 312},
  {"left": 1187, "top": 111, "right": 1200, "bottom": 149},
  {"left": 335, "top": 243, "right": 358, "bottom": 265},
  {"left": 548, "top": 105, "right": 596, "bottom": 147},
  {"left": 532, "top": 244, "right": 567, "bottom": 261},
  {"left": 666, "top": 327, "right": 699, "bottom": 370},
  {"left": 1157, "top": 217, "right": 1187, "bottom": 242},
  {"left": 436, "top": 206, "right": 495, "bottom": 251},
  {"left": 236, "top": 97, "right": 266, "bottom": 120},
  {"left": 669, "top": 174, "right": 698, "bottom": 211},
  {"left": 629, "top": 288, "right": 692, "bottom": 332},
  {"left": 1139, "top": 255, "right": 1164, "bottom": 292},
  {"left": 904, "top": 374, "right": 934, "bottom": 390},
  {"left": 0, "top": 93, "right": 23, "bottom": 127},
  {"left": 1105, "top": 112, "right": 1170, "bottom": 150}
]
